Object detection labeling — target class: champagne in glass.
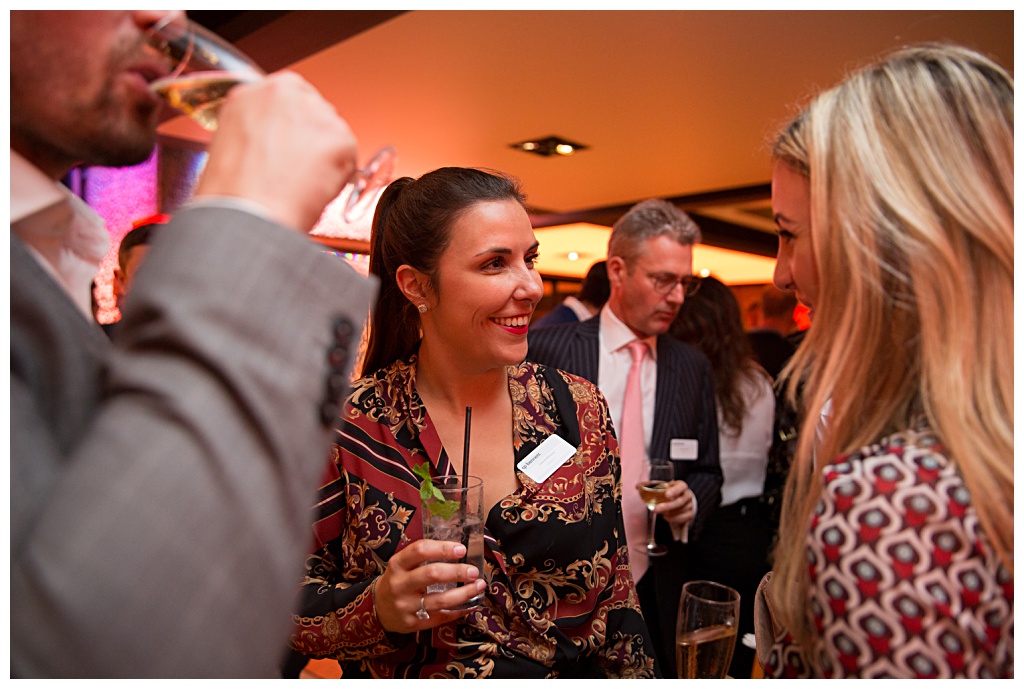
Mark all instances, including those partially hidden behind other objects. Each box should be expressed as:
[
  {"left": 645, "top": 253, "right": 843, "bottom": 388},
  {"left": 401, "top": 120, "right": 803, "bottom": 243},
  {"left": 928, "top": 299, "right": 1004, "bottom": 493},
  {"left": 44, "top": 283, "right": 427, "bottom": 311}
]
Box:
[
  {"left": 636, "top": 458, "right": 673, "bottom": 556},
  {"left": 636, "top": 479, "right": 670, "bottom": 507},
  {"left": 145, "top": 16, "right": 265, "bottom": 131},
  {"left": 676, "top": 580, "right": 740, "bottom": 678},
  {"left": 145, "top": 15, "right": 397, "bottom": 221},
  {"left": 151, "top": 71, "right": 260, "bottom": 131}
]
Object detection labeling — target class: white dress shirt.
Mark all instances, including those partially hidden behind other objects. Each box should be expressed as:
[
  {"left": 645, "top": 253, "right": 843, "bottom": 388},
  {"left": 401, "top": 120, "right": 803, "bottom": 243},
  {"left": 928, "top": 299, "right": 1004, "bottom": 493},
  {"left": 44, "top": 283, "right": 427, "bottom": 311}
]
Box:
[
  {"left": 599, "top": 304, "right": 695, "bottom": 551},
  {"left": 562, "top": 295, "right": 595, "bottom": 322},
  {"left": 598, "top": 304, "right": 657, "bottom": 467},
  {"left": 11, "top": 149, "right": 110, "bottom": 319}
]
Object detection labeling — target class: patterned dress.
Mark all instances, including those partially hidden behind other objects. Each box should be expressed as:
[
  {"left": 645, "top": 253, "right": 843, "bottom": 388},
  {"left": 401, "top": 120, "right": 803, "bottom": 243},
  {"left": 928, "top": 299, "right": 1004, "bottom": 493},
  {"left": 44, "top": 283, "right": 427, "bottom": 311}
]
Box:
[
  {"left": 764, "top": 419, "right": 1013, "bottom": 678},
  {"left": 290, "top": 357, "right": 657, "bottom": 678}
]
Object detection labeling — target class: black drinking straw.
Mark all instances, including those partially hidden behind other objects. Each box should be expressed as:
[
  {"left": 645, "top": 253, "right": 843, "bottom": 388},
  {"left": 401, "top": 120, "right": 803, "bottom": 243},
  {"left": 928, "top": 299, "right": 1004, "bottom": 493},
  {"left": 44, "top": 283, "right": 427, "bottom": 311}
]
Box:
[{"left": 461, "top": 406, "right": 472, "bottom": 556}]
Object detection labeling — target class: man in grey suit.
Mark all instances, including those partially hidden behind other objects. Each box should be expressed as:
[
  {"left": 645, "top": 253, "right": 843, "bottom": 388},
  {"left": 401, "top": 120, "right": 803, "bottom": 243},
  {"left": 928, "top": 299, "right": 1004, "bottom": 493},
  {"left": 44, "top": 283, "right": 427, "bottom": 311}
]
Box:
[
  {"left": 528, "top": 199, "right": 722, "bottom": 677},
  {"left": 10, "top": 11, "right": 377, "bottom": 677}
]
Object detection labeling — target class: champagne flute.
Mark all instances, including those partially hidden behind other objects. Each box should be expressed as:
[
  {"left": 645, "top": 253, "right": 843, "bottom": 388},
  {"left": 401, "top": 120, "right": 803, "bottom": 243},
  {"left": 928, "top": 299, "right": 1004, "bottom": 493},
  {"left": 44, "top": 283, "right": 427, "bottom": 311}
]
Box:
[
  {"left": 636, "top": 457, "right": 673, "bottom": 557},
  {"left": 145, "top": 15, "right": 396, "bottom": 222},
  {"left": 676, "top": 580, "right": 740, "bottom": 678}
]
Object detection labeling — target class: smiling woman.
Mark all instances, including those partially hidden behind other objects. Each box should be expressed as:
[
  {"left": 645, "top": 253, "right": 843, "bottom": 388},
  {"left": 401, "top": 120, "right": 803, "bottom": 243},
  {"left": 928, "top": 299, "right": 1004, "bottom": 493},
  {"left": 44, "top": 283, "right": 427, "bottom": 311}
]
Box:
[{"left": 288, "top": 167, "right": 658, "bottom": 678}]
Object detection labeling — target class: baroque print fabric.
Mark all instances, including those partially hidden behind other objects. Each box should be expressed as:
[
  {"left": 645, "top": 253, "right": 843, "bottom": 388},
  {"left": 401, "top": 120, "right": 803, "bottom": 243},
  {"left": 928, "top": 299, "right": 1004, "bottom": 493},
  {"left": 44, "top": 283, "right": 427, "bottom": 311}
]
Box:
[
  {"left": 765, "top": 421, "right": 1013, "bottom": 678},
  {"left": 291, "top": 357, "right": 656, "bottom": 678}
]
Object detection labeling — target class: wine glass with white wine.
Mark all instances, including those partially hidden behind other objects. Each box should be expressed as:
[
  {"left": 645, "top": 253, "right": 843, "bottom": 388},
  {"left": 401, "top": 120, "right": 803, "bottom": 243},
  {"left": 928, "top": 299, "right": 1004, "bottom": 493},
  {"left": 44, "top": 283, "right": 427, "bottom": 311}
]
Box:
[
  {"left": 676, "top": 580, "right": 740, "bottom": 678},
  {"left": 636, "top": 457, "right": 673, "bottom": 557},
  {"left": 145, "top": 15, "right": 396, "bottom": 222}
]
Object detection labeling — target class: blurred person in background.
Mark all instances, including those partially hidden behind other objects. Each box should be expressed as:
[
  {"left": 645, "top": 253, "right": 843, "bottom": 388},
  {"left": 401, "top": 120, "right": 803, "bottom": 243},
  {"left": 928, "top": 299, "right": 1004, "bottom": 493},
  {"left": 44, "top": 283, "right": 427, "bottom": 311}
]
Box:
[
  {"left": 669, "top": 274, "right": 775, "bottom": 678},
  {"left": 746, "top": 284, "right": 799, "bottom": 381},
  {"left": 112, "top": 214, "right": 168, "bottom": 313},
  {"left": 533, "top": 259, "right": 609, "bottom": 328}
]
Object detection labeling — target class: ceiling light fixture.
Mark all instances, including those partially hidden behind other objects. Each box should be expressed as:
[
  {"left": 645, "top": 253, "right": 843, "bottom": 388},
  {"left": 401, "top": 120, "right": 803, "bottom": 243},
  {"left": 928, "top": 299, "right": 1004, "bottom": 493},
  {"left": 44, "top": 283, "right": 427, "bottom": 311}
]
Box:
[{"left": 510, "top": 135, "right": 589, "bottom": 157}]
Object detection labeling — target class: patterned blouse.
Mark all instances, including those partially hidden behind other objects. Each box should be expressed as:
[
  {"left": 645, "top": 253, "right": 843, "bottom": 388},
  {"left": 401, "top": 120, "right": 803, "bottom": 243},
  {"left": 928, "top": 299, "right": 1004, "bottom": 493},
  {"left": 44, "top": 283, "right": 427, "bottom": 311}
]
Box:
[
  {"left": 290, "top": 357, "right": 657, "bottom": 678},
  {"left": 764, "top": 420, "right": 1013, "bottom": 678}
]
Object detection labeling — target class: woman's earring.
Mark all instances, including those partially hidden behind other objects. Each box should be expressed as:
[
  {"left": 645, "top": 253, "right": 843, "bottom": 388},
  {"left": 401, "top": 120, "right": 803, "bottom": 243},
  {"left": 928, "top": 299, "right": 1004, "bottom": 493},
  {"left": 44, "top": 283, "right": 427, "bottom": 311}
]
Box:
[{"left": 417, "top": 304, "right": 428, "bottom": 314}]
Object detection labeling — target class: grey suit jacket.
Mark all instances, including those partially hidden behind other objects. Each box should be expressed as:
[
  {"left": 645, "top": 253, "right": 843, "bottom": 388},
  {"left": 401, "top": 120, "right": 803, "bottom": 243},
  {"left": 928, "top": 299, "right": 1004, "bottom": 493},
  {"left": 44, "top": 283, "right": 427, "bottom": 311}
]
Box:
[
  {"left": 527, "top": 314, "right": 722, "bottom": 540},
  {"left": 10, "top": 206, "right": 377, "bottom": 678}
]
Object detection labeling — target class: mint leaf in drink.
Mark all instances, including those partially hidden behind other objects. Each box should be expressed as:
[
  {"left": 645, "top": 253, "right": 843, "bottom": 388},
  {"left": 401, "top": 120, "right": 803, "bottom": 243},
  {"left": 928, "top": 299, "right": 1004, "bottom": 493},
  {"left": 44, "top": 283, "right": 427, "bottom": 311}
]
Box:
[
  {"left": 430, "top": 497, "right": 461, "bottom": 521},
  {"left": 412, "top": 462, "right": 435, "bottom": 503},
  {"left": 413, "top": 462, "right": 460, "bottom": 520}
]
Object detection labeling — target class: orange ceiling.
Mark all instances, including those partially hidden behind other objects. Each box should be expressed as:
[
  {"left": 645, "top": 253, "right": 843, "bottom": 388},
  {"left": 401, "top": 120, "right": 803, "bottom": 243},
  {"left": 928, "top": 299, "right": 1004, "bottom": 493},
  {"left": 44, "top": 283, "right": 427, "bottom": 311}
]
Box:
[{"left": 160, "top": 10, "right": 1014, "bottom": 282}]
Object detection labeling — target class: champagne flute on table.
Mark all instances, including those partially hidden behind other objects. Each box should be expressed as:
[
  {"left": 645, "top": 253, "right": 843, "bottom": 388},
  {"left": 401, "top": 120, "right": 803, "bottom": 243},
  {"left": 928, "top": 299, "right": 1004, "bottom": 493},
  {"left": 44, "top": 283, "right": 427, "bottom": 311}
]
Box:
[
  {"left": 636, "top": 457, "right": 673, "bottom": 557},
  {"left": 145, "top": 15, "right": 396, "bottom": 222},
  {"left": 676, "top": 580, "right": 740, "bottom": 678}
]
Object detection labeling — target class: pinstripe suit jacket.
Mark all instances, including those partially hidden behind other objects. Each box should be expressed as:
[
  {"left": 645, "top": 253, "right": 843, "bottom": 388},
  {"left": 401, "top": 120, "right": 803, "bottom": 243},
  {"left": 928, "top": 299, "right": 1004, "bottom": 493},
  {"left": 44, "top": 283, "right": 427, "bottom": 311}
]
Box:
[{"left": 526, "top": 314, "right": 722, "bottom": 541}]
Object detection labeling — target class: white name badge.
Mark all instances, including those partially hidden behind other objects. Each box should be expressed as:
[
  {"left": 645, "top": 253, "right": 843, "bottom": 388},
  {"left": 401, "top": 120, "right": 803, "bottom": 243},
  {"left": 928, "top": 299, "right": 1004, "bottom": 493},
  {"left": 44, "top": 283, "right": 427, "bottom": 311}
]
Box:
[
  {"left": 670, "top": 438, "right": 699, "bottom": 461},
  {"left": 516, "top": 433, "right": 577, "bottom": 484}
]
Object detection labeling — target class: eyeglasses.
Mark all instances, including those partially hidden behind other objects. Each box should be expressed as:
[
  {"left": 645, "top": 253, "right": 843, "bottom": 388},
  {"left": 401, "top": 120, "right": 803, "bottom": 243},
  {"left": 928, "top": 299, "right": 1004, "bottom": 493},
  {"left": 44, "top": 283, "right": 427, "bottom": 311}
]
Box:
[{"left": 645, "top": 271, "right": 702, "bottom": 297}]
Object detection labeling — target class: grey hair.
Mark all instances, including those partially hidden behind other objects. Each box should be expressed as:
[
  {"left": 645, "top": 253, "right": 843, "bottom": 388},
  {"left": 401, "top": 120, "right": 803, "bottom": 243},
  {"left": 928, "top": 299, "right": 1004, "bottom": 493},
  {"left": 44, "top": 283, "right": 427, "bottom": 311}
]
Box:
[{"left": 608, "top": 198, "right": 702, "bottom": 264}]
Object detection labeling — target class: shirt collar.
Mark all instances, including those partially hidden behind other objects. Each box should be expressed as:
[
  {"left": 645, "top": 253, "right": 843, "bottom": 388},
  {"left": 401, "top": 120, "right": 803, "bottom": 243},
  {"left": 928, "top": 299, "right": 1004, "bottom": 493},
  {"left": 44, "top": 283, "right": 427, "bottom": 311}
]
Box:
[
  {"left": 600, "top": 304, "right": 658, "bottom": 361},
  {"left": 11, "top": 148, "right": 111, "bottom": 318},
  {"left": 10, "top": 148, "right": 70, "bottom": 223}
]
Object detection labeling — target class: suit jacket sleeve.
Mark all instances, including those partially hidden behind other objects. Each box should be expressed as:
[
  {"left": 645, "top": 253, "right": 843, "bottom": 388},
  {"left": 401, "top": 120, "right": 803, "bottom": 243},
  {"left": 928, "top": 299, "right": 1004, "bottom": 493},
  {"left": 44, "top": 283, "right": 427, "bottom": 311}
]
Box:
[
  {"left": 10, "top": 206, "right": 377, "bottom": 678},
  {"left": 679, "top": 352, "right": 721, "bottom": 541}
]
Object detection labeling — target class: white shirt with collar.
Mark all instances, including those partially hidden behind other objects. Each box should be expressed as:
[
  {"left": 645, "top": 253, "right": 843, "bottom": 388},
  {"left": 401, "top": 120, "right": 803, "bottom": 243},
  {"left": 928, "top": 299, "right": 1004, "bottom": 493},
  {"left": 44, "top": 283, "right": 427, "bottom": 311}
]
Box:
[
  {"left": 598, "top": 303, "right": 658, "bottom": 464},
  {"left": 562, "top": 295, "right": 595, "bottom": 322},
  {"left": 598, "top": 303, "right": 694, "bottom": 550},
  {"left": 10, "top": 149, "right": 110, "bottom": 319}
]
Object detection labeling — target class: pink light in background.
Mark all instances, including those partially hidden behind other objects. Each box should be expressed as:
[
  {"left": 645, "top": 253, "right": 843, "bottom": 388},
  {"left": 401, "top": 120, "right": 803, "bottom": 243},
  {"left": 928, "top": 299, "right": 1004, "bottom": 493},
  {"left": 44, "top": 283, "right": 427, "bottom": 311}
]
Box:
[{"left": 86, "top": 149, "right": 160, "bottom": 324}]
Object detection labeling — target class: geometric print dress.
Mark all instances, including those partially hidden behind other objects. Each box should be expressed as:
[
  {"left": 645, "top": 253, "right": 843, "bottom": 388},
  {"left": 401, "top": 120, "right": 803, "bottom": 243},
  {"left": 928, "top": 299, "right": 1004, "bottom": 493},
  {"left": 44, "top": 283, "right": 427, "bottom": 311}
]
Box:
[{"left": 764, "top": 418, "right": 1013, "bottom": 678}]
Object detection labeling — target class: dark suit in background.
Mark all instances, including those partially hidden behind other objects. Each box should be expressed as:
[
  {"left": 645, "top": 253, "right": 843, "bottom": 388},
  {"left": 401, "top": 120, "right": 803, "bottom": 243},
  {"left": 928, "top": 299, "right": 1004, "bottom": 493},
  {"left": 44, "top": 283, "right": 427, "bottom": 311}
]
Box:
[
  {"left": 532, "top": 301, "right": 581, "bottom": 328},
  {"left": 528, "top": 314, "right": 722, "bottom": 676}
]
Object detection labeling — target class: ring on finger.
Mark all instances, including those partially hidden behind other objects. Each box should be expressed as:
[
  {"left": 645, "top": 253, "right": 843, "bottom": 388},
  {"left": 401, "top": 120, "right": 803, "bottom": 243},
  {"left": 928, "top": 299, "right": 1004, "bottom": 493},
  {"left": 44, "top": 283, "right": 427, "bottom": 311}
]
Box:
[{"left": 416, "top": 596, "right": 430, "bottom": 620}]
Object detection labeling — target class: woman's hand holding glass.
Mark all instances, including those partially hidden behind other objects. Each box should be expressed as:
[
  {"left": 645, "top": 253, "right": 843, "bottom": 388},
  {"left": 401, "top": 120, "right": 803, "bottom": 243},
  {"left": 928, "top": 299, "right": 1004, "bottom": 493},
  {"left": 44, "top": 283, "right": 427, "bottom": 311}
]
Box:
[{"left": 372, "top": 539, "right": 486, "bottom": 634}]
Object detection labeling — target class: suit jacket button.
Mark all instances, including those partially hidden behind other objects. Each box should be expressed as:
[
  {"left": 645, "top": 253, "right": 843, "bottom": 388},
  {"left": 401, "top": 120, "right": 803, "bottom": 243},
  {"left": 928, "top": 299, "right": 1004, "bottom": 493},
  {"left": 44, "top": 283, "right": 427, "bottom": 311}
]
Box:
[
  {"left": 327, "top": 373, "right": 349, "bottom": 398},
  {"left": 332, "top": 317, "right": 355, "bottom": 344},
  {"left": 327, "top": 345, "right": 349, "bottom": 370},
  {"left": 319, "top": 400, "right": 341, "bottom": 426}
]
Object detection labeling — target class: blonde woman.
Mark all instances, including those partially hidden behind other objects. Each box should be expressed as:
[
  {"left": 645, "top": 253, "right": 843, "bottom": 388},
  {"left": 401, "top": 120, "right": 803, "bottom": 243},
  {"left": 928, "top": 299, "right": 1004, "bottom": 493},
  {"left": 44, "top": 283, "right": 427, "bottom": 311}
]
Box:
[{"left": 757, "top": 43, "right": 1013, "bottom": 678}]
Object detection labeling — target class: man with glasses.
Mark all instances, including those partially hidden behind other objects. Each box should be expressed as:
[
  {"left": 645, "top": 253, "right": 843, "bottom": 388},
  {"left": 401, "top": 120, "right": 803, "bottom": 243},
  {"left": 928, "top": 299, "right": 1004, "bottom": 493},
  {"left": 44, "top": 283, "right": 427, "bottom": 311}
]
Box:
[{"left": 528, "top": 199, "right": 722, "bottom": 678}]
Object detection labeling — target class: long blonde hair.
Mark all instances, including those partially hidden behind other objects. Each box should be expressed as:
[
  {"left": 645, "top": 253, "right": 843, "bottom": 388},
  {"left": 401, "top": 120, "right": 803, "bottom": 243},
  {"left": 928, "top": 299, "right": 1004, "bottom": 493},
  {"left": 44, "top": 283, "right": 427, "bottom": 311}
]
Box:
[{"left": 771, "top": 43, "right": 1013, "bottom": 651}]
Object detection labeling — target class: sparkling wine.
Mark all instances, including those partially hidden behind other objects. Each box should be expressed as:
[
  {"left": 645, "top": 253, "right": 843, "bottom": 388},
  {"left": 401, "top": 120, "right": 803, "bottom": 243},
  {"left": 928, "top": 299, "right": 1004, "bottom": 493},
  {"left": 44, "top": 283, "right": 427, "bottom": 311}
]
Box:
[
  {"left": 677, "top": 623, "right": 738, "bottom": 679},
  {"left": 636, "top": 480, "right": 670, "bottom": 508},
  {"left": 151, "top": 71, "right": 252, "bottom": 131}
]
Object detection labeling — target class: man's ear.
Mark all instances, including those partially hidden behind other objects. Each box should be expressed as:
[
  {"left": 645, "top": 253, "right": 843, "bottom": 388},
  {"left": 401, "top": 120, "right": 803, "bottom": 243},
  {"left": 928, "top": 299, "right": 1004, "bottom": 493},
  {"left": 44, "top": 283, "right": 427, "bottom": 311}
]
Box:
[
  {"left": 395, "top": 264, "right": 433, "bottom": 309},
  {"left": 606, "top": 255, "right": 628, "bottom": 288}
]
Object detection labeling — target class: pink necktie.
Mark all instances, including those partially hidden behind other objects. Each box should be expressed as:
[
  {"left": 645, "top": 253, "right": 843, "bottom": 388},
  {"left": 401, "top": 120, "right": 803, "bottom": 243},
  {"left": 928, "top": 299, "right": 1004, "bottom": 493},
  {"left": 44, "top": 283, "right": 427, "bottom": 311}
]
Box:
[{"left": 620, "top": 339, "right": 650, "bottom": 581}]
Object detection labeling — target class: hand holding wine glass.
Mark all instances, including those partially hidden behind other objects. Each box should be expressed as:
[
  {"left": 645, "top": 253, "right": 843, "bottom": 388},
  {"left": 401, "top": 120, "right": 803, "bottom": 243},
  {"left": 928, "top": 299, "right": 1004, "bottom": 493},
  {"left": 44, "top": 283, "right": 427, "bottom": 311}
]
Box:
[
  {"left": 145, "top": 15, "right": 395, "bottom": 223},
  {"left": 636, "top": 458, "right": 673, "bottom": 557}
]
